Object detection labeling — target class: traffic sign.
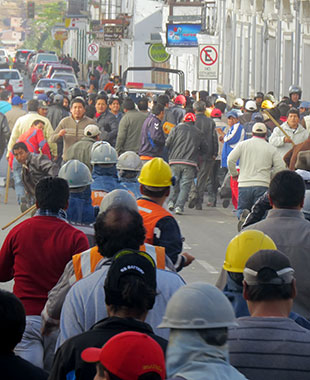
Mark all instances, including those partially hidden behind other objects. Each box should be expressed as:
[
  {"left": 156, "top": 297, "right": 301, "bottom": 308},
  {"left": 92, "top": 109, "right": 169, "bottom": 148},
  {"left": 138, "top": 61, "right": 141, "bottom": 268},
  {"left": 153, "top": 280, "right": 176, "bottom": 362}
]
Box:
[
  {"left": 87, "top": 42, "right": 99, "bottom": 61},
  {"left": 198, "top": 44, "right": 219, "bottom": 80},
  {"left": 148, "top": 43, "right": 170, "bottom": 64}
]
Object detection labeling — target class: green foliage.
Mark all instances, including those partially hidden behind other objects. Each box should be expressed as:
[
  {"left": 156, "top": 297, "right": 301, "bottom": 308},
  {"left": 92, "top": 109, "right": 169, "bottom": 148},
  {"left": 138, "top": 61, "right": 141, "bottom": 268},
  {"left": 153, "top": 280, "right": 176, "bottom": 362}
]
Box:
[{"left": 22, "top": 1, "right": 66, "bottom": 53}]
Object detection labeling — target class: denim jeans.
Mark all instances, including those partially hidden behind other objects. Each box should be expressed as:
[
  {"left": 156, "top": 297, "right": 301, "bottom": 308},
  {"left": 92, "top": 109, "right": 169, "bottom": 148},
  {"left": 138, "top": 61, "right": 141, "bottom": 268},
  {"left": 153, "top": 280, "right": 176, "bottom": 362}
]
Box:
[
  {"left": 189, "top": 159, "right": 215, "bottom": 206},
  {"left": 12, "top": 157, "right": 25, "bottom": 204},
  {"left": 237, "top": 186, "right": 268, "bottom": 219},
  {"left": 169, "top": 164, "right": 197, "bottom": 210},
  {"left": 14, "top": 315, "right": 58, "bottom": 371}
]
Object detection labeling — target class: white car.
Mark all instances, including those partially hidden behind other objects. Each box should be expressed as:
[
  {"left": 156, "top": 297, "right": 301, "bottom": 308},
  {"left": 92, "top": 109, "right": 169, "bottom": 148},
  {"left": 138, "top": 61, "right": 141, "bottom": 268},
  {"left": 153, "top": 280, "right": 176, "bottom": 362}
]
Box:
[
  {"left": 51, "top": 72, "right": 79, "bottom": 88},
  {"left": 0, "top": 69, "right": 23, "bottom": 95},
  {"left": 0, "top": 48, "right": 9, "bottom": 68},
  {"left": 34, "top": 78, "right": 69, "bottom": 97}
]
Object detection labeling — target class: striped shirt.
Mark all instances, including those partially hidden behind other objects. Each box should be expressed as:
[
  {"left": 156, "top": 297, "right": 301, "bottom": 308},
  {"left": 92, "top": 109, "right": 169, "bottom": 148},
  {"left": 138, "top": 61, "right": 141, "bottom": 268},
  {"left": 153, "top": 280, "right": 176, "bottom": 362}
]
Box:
[{"left": 229, "top": 316, "right": 310, "bottom": 380}]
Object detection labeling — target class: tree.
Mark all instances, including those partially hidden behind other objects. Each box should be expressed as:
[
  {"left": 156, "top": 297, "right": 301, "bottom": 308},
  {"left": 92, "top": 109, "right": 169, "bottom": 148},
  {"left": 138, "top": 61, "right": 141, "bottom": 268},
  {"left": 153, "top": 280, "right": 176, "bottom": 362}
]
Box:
[{"left": 23, "top": 1, "right": 66, "bottom": 53}]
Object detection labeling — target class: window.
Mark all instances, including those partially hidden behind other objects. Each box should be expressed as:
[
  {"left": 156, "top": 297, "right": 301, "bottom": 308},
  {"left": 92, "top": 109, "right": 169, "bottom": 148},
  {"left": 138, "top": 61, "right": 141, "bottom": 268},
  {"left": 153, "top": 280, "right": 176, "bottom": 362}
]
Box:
[{"left": 0, "top": 71, "right": 20, "bottom": 79}]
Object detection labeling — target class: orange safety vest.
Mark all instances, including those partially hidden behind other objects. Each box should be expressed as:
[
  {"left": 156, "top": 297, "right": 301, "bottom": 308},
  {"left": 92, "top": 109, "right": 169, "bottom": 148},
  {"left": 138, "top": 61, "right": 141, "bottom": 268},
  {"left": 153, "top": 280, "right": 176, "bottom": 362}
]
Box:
[
  {"left": 72, "top": 243, "right": 166, "bottom": 281},
  {"left": 137, "top": 199, "right": 172, "bottom": 245},
  {"left": 91, "top": 190, "right": 107, "bottom": 207}
]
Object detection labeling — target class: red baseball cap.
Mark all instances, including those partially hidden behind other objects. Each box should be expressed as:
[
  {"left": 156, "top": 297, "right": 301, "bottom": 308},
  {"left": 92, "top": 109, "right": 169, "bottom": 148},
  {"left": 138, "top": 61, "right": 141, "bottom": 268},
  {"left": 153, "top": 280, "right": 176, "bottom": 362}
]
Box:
[
  {"left": 81, "top": 331, "right": 166, "bottom": 380},
  {"left": 211, "top": 108, "right": 222, "bottom": 118}
]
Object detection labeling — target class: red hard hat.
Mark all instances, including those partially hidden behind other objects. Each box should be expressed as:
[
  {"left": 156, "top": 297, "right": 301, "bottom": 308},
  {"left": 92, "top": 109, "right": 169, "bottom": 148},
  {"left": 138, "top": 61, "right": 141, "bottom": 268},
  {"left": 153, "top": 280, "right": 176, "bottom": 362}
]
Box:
[
  {"left": 184, "top": 112, "right": 196, "bottom": 122},
  {"left": 175, "top": 94, "right": 186, "bottom": 105}
]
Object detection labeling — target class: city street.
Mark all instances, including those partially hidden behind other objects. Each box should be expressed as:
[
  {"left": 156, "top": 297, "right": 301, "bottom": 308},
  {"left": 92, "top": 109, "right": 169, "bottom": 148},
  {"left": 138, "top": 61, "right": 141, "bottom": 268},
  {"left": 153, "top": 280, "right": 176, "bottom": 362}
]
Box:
[
  {"left": 0, "top": 182, "right": 239, "bottom": 291},
  {"left": 0, "top": 74, "right": 240, "bottom": 291}
]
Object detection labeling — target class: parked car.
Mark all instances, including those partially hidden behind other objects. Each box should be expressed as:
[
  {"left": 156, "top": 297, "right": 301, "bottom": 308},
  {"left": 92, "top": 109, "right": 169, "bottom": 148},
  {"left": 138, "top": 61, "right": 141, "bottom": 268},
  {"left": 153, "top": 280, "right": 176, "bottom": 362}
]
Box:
[
  {"left": 51, "top": 72, "right": 78, "bottom": 88},
  {"left": 13, "top": 49, "right": 35, "bottom": 72},
  {"left": 34, "top": 78, "right": 68, "bottom": 97},
  {"left": 0, "top": 69, "right": 23, "bottom": 95},
  {"left": 46, "top": 64, "right": 74, "bottom": 78},
  {"left": 28, "top": 52, "right": 59, "bottom": 78},
  {"left": 0, "top": 48, "right": 9, "bottom": 69}
]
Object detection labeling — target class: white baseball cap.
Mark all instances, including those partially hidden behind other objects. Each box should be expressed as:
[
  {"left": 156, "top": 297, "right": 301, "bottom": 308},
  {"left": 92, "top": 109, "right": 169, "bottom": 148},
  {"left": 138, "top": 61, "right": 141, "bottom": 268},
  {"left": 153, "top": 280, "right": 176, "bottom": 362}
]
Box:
[
  {"left": 84, "top": 124, "right": 100, "bottom": 137},
  {"left": 252, "top": 122, "right": 267, "bottom": 134},
  {"left": 245, "top": 100, "right": 257, "bottom": 112}
]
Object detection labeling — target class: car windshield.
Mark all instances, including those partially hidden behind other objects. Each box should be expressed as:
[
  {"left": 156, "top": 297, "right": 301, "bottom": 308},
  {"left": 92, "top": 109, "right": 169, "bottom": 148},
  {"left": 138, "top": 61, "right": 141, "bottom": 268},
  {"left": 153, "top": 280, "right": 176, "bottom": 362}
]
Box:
[
  {"left": 37, "top": 80, "right": 65, "bottom": 88},
  {"left": 53, "top": 74, "right": 75, "bottom": 82},
  {"left": 0, "top": 71, "right": 20, "bottom": 80},
  {"left": 37, "top": 54, "right": 58, "bottom": 63},
  {"left": 0, "top": 51, "right": 5, "bottom": 56},
  {"left": 17, "top": 51, "right": 32, "bottom": 58}
]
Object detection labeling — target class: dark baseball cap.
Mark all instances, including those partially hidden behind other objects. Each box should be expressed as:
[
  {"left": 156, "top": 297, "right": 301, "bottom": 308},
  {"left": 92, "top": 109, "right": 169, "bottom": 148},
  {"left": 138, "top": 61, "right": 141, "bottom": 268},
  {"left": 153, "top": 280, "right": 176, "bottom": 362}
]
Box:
[
  {"left": 226, "top": 110, "right": 239, "bottom": 119},
  {"left": 104, "top": 249, "right": 157, "bottom": 308},
  {"left": 244, "top": 249, "right": 295, "bottom": 286}
]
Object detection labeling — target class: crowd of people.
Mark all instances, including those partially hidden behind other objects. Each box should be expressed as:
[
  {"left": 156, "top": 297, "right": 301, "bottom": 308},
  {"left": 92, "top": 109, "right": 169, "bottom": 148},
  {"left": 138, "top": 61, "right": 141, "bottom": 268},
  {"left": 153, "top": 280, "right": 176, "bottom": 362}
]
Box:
[{"left": 1, "top": 71, "right": 310, "bottom": 379}]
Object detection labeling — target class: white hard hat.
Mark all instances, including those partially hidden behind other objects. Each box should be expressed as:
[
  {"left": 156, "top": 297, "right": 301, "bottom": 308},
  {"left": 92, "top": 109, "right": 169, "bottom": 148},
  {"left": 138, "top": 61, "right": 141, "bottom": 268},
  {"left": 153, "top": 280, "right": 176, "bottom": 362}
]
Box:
[
  {"left": 91, "top": 141, "right": 118, "bottom": 164},
  {"left": 58, "top": 160, "right": 93, "bottom": 188},
  {"left": 99, "top": 189, "right": 138, "bottom": 214},
  {"left": 158, "top": 282, "right": 237, "bottom": 329},
  {"left": 117, "top": 151, "right": 142, "bottom": 171}
]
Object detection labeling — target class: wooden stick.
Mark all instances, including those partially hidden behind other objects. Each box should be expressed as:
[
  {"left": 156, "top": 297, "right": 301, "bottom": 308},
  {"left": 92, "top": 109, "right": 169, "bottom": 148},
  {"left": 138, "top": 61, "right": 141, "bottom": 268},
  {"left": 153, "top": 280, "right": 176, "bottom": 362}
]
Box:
[
  {"left": 263, "top": 110, "right": 296, "bottom": 146},
  {"left": 1, "top": 204, "right": 36, "bottom": 230},
  {"left": 4, "top": 163, "right": 10, "bottom": 204}
]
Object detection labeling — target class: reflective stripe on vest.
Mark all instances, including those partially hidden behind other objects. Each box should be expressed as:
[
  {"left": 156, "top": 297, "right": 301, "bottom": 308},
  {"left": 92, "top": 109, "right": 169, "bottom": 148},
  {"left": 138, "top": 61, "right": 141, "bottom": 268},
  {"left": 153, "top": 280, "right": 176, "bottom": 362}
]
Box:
[
  {"left": 137, "top": 199, "right": 172, "bottom": 245},
  {"left": 72, "top": 246, "right": 102, "bottom": 281},
  {"left": 72, "top": 243, "right": 166, "bottom": 281}
]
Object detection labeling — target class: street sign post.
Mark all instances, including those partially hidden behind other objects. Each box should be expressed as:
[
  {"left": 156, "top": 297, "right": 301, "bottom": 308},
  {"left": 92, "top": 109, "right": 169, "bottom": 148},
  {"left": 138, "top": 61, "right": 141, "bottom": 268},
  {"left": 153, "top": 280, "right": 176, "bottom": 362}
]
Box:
[
  {"left": 198, "top": 44, "right": 219, "bottom": 80},
  {"left": 87, "top": 42, "right": 99, "bottom": 61}
]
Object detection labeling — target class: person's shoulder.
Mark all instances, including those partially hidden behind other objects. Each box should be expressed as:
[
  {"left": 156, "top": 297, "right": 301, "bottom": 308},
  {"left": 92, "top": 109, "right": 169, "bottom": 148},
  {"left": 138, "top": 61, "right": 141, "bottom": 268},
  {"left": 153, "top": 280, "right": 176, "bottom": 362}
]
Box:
[
  {"left": 0, "top": 354, "right": 48, "bottom": 380},
  {"left": 69, "top": 264, "right": 109, "bottom": 292},
  {"left": 156, "top": 268, "right": 185, "bottom": 285}
]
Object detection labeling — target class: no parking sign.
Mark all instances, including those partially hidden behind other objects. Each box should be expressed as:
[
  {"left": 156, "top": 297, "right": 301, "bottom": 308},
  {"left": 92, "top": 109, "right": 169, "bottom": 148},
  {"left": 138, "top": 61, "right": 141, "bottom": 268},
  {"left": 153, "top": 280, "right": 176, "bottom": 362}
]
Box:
[{"left": 198, "top": 44, "right": 219, "bottom": 80}]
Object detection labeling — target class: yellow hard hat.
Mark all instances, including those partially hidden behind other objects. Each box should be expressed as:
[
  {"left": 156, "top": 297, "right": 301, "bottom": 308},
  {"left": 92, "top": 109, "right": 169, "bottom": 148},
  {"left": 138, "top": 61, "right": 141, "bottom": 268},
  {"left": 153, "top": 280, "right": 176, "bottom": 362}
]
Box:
[
  {"left": 138, "top": 158, "right": 173, "bottom": 187},
  {"left": 261, "top": 100, "right": 274, "bottom": 109},
  {"left": 223, "top": 230, "right": 277, "bottom": 273}
]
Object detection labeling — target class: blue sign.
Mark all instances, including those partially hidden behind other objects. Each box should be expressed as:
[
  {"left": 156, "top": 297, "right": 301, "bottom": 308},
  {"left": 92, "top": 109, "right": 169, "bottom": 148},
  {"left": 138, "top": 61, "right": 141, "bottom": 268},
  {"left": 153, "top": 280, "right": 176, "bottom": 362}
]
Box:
[{"left": 166, "top": 23, "right": 201, "bottom": 47}]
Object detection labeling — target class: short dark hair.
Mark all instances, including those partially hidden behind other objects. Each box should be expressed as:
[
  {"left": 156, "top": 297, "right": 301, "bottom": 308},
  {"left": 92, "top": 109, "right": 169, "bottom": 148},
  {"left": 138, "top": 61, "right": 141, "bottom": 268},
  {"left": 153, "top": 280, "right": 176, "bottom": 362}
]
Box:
[
  {"left": 123, "top": 97, "right": 135, "bottom": 111},
  {"left": 193, "top": 100, "right": 206, "bottom": 113},
  {"left": 96, "top": 95, "right": 108, "bottom": 105},
  {"left": 105, "top": 273, "right": 156, "bottom": 316},
  {"left": 35, "top": 177, "right": 69, "bottom": 212},
  {"left": 32, "top": 119, "right": 45, "bottom": 127},
  {"left": 199, "top": 90, "right": 209, "bottom": 101},
  {"left": 108, "top": 97, "right": 121, "bottom": 106},
  {"left": 28, "top": 99, "right": 39, "bottom": 112},
  {"left": 165, "top": 88, "right": 175, "bottom": 100},
  {"left": 151, "top": 103, "right": 164, "bottom": 116},
  {"left": 0, "top": 290, "right": 25, "bottom": 352},
  {"left": 70, "top": 97, "right": 85, "bottom": 108},
  {"left": 246, "top": 280, "right": 294, "bottom": 302},
  {"left": 252, "top": 132, "right": 267, "bottom": 138},
  {"left": 157, "top": 94, "right": 169, "bottom": 107},
  {"left": 287, "top": 107, "right": 299, "bottom": 117},
  {"left": 13, "top": 142, "right": 28, "bottom": 152},
  {"left": 137, "top": 98, "right": 148, "bottom": 111},
  {"left": 140, "top": 185, "right": 169, "bottom": 199},
  {"left": 95, "top": 207, "right": 145, "bottom": 258},
  {"left": 269, "top": 170, "right": 305, "bottom": 208}
]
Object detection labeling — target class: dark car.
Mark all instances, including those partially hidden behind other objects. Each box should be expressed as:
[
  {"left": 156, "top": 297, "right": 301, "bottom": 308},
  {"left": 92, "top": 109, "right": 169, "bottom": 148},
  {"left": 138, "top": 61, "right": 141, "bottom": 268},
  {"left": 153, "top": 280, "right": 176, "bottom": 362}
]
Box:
[{"left": 13, "top": 49, "right": 35, "bottom": 72}]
